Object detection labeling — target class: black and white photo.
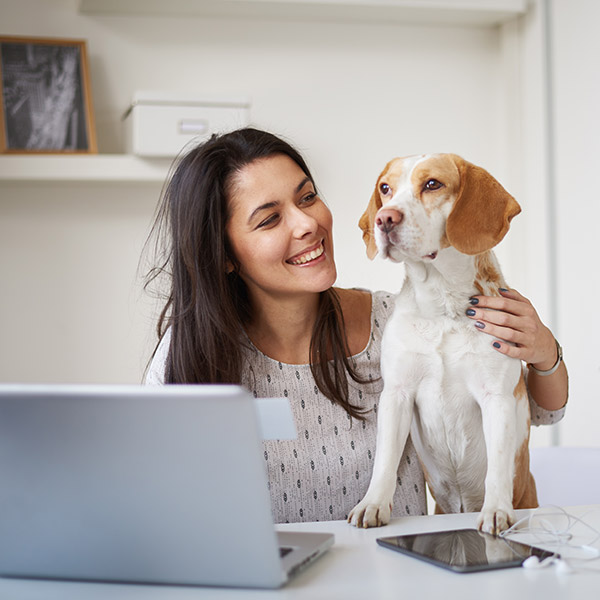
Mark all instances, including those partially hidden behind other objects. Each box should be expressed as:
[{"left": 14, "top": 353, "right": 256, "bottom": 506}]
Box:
[{"left": 0, "top": 36, "right": 96, "bottom": 153}]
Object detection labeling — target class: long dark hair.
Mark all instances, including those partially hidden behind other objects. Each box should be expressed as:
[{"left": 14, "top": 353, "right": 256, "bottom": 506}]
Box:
[{"left": 145, "top": 128, "right": 368, "bottom": 419}]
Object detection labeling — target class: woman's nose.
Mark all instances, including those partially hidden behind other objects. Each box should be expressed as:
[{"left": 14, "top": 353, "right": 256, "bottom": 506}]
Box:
[{"left": 290, "top": 206, "right": 318, "bottom": 238}]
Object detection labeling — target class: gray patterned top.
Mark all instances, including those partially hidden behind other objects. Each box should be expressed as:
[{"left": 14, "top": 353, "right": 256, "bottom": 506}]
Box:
[
  {"left": 241, "top": 291, "right": 425, "bottom": 523},
  {"left": 146, "top": 290, "right": 565, "bottom": 523}
]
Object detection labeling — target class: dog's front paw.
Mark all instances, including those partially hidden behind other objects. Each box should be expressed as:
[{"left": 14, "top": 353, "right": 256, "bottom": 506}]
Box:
[
  {"left": 348, "top": 498, "right": 392, "bottom": 528},
  {"left": 477, "top": 506, "right": 515, "bottom": 535}
]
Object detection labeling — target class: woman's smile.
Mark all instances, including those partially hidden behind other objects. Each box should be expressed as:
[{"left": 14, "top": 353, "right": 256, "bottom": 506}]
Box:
[{"left": 287, "top": 240, "right": 325, "bottom": 266}]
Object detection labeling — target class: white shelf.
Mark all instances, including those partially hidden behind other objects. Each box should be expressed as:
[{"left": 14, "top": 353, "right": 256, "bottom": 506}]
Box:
[
  {"left": 78, "top": 0, "right": 527, "bottom": 27},
  {"left": 0, "top": 155, "right": 172, "bottom": 184},
  {"left": 3, "top": 0, "right": 528, "bottom": 187}
]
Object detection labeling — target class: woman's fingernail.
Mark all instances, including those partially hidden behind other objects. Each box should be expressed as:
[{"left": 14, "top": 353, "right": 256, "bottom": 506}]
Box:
[
  {"left": 499, "top": 288, "right": 508, "bottom": 293},
  {"left": 493, "top": 341, "right": 501, "bottom": 348},
  {"left": 475, "top": 321, "right": 485, "bottom": 329},
  {"left": 466, "top": 308, "right": 476, "bottom": 316},
  {"left": 469, "top": 297, "right": 479, "bottom": 305}
]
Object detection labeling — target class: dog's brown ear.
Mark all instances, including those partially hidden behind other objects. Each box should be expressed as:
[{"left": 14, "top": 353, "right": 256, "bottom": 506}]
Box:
[
  {"left": 446, "top": 155, "right": 521, "bottom": 255},
  {"left": 358, "top": 188, "right": 382, "bottom": 260}
]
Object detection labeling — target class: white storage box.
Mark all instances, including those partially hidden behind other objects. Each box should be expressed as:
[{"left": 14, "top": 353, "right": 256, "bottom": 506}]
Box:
[{"left": 123, "top": 92, "right": 251, "bottom": 157}]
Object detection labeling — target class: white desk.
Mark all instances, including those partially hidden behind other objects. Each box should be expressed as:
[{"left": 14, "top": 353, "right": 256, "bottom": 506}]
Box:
[{"left": 1, "top": 505, "right": 599, "bottom": 599}]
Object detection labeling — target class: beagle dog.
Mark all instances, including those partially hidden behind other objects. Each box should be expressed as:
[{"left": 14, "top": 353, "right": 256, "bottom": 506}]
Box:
[{"left": 348, "top": 154, "right": 538, "bottom": 534}]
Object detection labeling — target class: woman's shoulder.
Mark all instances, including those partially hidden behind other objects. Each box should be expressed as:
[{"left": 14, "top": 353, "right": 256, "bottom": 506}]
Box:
[
  {"left": 335, "top": 288, "right": 395, "bottom": 318},
  {"left": 335, "top": 288, "right": 396, "bottom": 355},
  {"left": 334, "top": 288, "right": 371, "bottom": 357},
  {"left": 335, "top": 287, "right": 371, "bottom": 314}
]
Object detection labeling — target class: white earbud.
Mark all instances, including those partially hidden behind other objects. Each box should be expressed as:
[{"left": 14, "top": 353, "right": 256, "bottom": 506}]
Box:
[
  {"left": 522, "top": 555, "right": 574, "bottom": 574},
  {"left": 522, "top": 556, "right": 541, "bottom": 569},
  {"left": 506, "top": 506, "right": 600, "bottom": 576}
]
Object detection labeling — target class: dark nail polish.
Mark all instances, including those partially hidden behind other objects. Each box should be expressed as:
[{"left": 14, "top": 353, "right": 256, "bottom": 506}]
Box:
[
  {"left": 469, "top": 297, "right": 479, "bottom": 305},
  {"left": 499, "top": 288, "right": 508, "bottom": 293},
  {"left": 493, "top": 341, "right": 501, "bottom": 348},
  {"left": 475, "top": 321, "right": 485, "bottom": 329},
  {"left": 466, "top": 308, "right": 476, "bottom": 316}
]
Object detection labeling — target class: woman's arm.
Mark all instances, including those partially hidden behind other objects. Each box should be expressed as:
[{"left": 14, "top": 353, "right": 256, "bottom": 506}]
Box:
[{"left": 465, "top": 288, "right": 568, "bottom": 411}]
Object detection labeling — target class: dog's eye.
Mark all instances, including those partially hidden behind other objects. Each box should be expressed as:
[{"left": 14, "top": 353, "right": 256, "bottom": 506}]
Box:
[
  {"left": 424, "top": 179, "right": 443, "bottom": 191},
  {"left": 379, "top": 183, "right": 391, "bottom": 195}
]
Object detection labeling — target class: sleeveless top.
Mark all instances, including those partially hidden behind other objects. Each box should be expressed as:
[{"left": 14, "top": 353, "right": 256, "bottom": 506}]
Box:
[{"left": 240, "top": 291, "right": 426, "bottom": 522}]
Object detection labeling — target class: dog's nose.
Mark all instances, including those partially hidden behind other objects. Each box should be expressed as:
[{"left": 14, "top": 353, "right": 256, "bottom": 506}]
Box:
[{"left": 376, "top": 208, "right": 403, "bottom": 233}]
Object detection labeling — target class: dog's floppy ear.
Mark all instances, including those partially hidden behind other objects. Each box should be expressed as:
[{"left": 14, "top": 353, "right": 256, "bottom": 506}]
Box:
[
  {"left": 359, "top": 187, "right": 382, "bottom": 260},
  {"left": 446, "top": 155, "right": 521, "bottom": 255}
]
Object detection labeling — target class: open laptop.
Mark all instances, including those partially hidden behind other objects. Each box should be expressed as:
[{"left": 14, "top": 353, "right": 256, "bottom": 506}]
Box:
[{"left": 0, "top": 384, "right": 333, "bottom": 588}]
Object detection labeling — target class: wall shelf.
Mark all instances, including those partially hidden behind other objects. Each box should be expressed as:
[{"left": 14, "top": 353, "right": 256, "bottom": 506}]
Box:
[
  {"left": 78, "top": 0, "right": 527, "bottom": 27},
  {"left": 0, "top": 155, "right": 172, "bottom": 184},
  {"left": 1, "top": 0, "right": 528, "bottom": 187}
]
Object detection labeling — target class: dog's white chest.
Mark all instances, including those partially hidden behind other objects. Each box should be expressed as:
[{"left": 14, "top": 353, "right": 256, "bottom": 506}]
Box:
[
  {"left": 381, "top": 288, "right": 520, "bottom": 513},
  {"left": 384, "top": 297, "right": 483, "bottom": 369}
]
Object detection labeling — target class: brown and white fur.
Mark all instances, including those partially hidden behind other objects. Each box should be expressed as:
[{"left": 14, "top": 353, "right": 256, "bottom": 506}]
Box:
[{"left": 348, "top": 154, "right": 538, "bottom": 534}]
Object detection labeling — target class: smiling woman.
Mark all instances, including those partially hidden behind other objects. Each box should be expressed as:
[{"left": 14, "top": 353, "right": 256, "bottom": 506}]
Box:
[
  {"left": 144, "top": 128, "right": 368, "bottom": 414},
  {"left": 143, "top": 128, "right": 566, "bottom": 525}
]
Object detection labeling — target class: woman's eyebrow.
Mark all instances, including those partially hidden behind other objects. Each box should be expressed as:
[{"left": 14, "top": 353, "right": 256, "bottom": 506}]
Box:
[
  {"left": 295, "top": 176, "right": 312, "bottom": 193},
  {"left": 247, "top": 201, "right": 278, "bottom": 225}
]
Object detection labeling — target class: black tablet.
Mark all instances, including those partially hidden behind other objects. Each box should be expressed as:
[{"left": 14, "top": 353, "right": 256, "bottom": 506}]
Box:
[{"left": 377, "top": 528, "right": 556, "bottom": 573}]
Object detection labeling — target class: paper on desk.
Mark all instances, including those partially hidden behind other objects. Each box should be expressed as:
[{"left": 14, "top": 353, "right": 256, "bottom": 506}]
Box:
[{"left": 254, "top": 397, "right": 297, "bottom": 440}]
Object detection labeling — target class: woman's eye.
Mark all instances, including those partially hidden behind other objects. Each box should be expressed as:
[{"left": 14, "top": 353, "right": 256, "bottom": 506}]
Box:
[
  {"left": 257, "top": 214, "right": 279, "bottom": 228},
  {"left": 424, "top": 179, "right": 443, "bottom": 191},
  {"left": 300, "top": 192, "right": 317, "bottom": 205},
  {"left": 379, "top": 183, "right": 391, "bottom": 195}
]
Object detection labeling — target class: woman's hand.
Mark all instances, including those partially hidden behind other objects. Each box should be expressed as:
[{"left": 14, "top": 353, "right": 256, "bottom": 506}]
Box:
[
  {"left": 465, "top": 288, "right": 556, "bottom": 368},
  {"left": 465, "top": 287, "right": 568, "bottom": 410}
]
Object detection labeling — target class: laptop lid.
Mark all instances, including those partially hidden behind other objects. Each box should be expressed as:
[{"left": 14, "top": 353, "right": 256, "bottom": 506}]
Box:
[{"left": 0, "top": 384, "right": 332, "bottom": 588}]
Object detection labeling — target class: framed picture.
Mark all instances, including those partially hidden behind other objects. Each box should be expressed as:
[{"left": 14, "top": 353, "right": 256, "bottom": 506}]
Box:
[{"left": 0, "top": 36, "right": 97, "bottom": 154}]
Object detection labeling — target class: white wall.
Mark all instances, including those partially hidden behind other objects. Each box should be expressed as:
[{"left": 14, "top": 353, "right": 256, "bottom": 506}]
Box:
[
  {"left": 550, "top": 0, "right": 600, "bottom": 446},
  {"left": 0, "top": 182, "right": 160, "bottom": 383},
  {"left": 1, "top": 0, "right": 510, "bottom": 384},
  {"left": 2, "top": 0, "right": 591, "bottom": 448}
]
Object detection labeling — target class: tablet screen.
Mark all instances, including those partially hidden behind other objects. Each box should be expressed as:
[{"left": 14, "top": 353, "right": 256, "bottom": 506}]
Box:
[{"left": 377, "top": 528, "right": 556, "bottom": 573}]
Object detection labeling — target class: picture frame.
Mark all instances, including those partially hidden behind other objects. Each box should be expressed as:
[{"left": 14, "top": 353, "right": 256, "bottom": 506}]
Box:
[{"left": 0, "top": 36, "right": 97, "bottom": 154}]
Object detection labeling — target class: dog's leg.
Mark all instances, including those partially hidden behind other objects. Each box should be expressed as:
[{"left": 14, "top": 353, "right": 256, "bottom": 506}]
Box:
[
  {"left": 348, "top": 388, "right": 413, "bottom": 528},
  {"left": 477, "top": 396, "right": 517, "bottom": 535}
]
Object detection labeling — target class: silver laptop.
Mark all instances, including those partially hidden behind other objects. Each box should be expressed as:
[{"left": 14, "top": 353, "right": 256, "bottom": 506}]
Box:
[{"left": 0, "top": 384, "right": 333, "bottom": 588}]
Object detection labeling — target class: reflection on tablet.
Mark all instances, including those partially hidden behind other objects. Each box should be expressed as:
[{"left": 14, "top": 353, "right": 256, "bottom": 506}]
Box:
[{"left": 377, "top": 529, "right": 557, "bottom": 573}]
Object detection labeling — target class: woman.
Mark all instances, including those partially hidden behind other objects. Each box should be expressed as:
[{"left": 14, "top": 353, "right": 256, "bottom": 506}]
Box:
[{"left": 145, "top": 128, "right": 568, "bottom": 523}]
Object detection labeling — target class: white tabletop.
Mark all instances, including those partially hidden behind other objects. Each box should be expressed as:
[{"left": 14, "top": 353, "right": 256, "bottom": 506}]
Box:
[{"left": 2, "top": 505, "right": 599, "bottom": 599}]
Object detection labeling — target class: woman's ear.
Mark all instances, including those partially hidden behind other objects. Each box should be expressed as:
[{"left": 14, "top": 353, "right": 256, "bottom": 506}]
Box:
[
  {"left": 359, "top": 188, "right": 382, "bottom": 260},
  {"left": 224, "top": 247, "right": 236, "bottom": 274},
  {"left": 446, "top": 155, "right": 521, "bottom": 255}
]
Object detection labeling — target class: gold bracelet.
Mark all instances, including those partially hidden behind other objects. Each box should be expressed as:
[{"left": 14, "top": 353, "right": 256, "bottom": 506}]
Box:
[{"left": 527, "top": 339, "right": 563, "bottom": 376}]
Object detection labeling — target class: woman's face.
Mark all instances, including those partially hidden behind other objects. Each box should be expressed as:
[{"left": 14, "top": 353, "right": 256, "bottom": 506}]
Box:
[{"left": 226, "top": 154, "right": 336, "bottom": 304}]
